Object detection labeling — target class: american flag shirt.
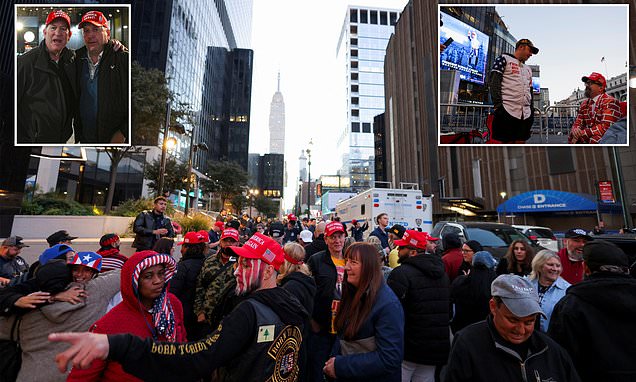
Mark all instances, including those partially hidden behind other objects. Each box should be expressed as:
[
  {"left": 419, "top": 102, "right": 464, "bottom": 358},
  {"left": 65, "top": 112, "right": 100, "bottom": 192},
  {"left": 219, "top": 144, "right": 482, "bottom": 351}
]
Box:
[{"left": 491, "top": 53, "right": 533, "bottom": 120}]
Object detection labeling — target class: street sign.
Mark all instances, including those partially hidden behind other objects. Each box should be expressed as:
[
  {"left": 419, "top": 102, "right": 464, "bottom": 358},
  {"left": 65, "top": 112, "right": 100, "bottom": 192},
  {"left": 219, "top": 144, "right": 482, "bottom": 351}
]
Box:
[{"left": 598, "top": 181, "right": 615, "bottom": 203}]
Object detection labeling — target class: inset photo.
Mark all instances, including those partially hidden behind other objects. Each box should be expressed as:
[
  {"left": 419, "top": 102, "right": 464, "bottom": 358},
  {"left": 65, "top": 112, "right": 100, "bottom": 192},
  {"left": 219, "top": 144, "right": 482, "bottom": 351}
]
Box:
[
  {"left": 15, "top": 4, "right": 131, "bottom": 146},
  {"left": 438, "top": 4, "right": 629, "bottom": 146}
]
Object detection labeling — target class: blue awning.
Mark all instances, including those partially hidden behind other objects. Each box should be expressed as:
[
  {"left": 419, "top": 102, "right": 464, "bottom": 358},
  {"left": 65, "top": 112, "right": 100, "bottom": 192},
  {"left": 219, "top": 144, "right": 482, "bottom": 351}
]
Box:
[{"left": 497, "top": 190, "right": 620, "bottom": 213}]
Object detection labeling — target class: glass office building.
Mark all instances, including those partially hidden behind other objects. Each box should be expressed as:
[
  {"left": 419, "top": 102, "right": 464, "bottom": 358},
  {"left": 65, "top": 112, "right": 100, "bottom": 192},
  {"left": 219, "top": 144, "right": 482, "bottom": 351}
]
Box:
[{"left": 336, "top": 6, "right": 400, "bottom": 190}]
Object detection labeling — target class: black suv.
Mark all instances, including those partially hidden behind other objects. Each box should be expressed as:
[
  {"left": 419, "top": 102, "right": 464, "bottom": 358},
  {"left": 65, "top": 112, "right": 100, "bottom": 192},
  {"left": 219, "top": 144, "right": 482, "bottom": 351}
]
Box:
[{"left": 431, "top": 221, "right": 544, "bottom": 258}]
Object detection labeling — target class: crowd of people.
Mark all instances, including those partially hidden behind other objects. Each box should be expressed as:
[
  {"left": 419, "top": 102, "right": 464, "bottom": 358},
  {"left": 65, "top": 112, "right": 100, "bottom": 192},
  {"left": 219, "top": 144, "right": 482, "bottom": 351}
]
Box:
[{"left": 1, "top": 202, "right": 635, "bottom": 381}]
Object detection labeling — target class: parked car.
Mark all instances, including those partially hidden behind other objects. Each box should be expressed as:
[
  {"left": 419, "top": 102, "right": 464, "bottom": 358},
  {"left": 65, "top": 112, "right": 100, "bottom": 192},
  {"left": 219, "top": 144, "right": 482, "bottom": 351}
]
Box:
[
  {"left": 431, "top": 221, "right": 545, "bottom": 259},
  {"left": 513, "top": 225, "right": 559, "bottom": 252},
  {"left": 588, "top": 233, "right": 636, "bottom": 277}
]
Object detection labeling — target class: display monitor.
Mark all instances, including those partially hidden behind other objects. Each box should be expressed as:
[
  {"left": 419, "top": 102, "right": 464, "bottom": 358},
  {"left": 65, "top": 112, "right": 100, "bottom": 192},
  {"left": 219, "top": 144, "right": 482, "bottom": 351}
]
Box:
[{"left": 440, "top": 12, "right": 490, "bottom": 85}]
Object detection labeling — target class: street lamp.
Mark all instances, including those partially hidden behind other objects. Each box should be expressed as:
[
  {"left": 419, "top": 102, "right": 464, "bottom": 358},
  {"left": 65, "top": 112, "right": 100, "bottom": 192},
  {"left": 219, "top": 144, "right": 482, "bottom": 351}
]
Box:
[
  {"left": 305, "top": 139, "right": 313, "bottom": 219},
  {"left": 248, "top": 188, "right": 259, "bottom": 218},
  {"left": 158, "top": 101, "right": 186, "bottom": 196},
  {"left": 499, "top": 191, "right": 507, "bottom": 224},
  {"left": 184, "top": 127, "right": 208, "bottom": 216}
]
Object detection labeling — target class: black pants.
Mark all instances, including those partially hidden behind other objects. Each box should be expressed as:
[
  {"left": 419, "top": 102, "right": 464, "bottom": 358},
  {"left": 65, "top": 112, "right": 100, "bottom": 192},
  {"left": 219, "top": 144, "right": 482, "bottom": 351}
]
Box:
[{"left": 492, "top": 107, "right": 533, "bottom": 142}]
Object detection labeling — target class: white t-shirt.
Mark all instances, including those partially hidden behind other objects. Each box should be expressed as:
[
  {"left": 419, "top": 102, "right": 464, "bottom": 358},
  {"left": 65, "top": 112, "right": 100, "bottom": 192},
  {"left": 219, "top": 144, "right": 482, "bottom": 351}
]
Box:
[{"left": 492, "top": 54, "right": 533, "bottom": 120}]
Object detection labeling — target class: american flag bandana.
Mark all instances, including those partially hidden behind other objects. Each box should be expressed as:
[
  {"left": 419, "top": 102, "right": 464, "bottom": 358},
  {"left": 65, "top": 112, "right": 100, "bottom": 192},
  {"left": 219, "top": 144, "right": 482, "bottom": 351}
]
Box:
[{"left": 132, "top": 254, "right": 177, "bottom": 342}]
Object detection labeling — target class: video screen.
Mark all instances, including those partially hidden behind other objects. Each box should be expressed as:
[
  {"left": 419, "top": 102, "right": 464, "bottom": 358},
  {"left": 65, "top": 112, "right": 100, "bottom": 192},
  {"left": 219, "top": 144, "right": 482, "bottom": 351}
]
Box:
[
  {"left": 532, "top": 77, "right": 541, "bottom": 94},
  {"left": 440, "top": 12, "right": 490, "bottom": 85}
]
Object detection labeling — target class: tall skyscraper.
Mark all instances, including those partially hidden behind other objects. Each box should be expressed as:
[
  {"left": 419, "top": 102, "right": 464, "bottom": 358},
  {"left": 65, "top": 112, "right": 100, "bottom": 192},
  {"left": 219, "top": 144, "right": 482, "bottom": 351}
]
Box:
[
  {"left": 336, "top": 5, "right": 401, "bottom": 191},
  {"left": 269, "top": 72, "right": 286, "bottom": 154}
]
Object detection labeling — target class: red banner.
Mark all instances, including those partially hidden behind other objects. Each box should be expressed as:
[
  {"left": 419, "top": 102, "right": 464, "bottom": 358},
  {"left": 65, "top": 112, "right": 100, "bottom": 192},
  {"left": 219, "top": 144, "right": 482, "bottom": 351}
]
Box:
[{"left": 598, "top": 181, "right": 615, "bottom": 203}]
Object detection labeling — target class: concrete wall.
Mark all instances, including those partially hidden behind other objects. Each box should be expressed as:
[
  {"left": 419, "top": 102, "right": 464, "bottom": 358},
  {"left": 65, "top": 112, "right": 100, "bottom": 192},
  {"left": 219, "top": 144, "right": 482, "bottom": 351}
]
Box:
[{"left": 11, "top": 215, "right": 134, "bottom": 239}]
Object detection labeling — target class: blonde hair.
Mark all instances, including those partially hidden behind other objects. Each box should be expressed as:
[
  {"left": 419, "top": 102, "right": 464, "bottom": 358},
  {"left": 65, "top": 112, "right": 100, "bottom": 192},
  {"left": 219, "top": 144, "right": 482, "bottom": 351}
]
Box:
[
  {"left": 529, "top": 249, "right": 561, "bottom": 280},
  {"left": 277, "top": 242, "right": 311, "bottom": 282}
]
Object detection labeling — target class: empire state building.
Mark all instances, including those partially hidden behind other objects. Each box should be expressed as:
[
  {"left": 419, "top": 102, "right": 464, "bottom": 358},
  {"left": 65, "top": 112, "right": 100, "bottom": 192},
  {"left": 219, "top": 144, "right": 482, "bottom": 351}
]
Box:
[{"left": 269, "top": 72, "right": 285, "bottom": 154}]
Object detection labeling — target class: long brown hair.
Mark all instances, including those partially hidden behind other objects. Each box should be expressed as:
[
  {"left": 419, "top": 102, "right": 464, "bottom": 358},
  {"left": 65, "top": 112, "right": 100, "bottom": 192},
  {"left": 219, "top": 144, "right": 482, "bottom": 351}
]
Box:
[
  {"left": 505, "top": 239, "right": 534, "bottom": 274},
  {"left": 334, "top": 243, "right": 383, "bottom": 340}
]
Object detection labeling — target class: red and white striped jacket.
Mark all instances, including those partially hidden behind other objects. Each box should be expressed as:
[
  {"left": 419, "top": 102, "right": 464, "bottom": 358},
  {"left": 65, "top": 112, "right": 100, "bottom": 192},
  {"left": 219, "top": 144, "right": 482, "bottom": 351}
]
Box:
[{"left": 569, "top": 92, "right": 621, "bottom": 144}]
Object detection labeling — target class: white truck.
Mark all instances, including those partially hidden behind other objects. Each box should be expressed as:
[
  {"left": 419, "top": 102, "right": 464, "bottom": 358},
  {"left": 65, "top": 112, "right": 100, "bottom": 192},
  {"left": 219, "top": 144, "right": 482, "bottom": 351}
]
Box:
[{"left": 334, "top": 187, "right": 433, "bottom": 236}]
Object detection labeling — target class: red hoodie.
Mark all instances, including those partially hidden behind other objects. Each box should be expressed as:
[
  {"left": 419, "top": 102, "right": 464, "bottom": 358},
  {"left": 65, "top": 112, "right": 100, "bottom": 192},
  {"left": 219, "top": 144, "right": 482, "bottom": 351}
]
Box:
[{"left": 68, "top": 251, "right": 187, "bottom": 382}]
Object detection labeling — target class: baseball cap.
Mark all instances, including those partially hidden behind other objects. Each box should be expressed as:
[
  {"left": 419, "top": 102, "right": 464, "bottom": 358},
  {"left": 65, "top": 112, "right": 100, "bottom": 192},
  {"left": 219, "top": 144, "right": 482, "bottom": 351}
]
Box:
[
  {"left": 177, "top": 231, "right": 207, "bottom": 245},
  {"left": 45, "top": 10, "right": 71, "bottom": 29},
  {"left": 387, "top": 224, "right": 406, "bottom": 239},
  {"left": 394, "top": 230, "right": 428, "bottom": 250},
  {"left": 220, "top": 228, "right": 240, "bottom": 242},
  {"left": 491, "top": 274, "right": 546, "bottom": 318},
  {"left": 227, "top": 233, "right": 284, "bottom": 271},
  {"left": 1, "top": 236, "right": 29, "bottom": 248},
  {"left": 581, "top": 72, "right": 606, "bottom": 89},
  {"left": 422, "top": 232, "right": 439, "bottom": 242},
  {"left": 70, "top": 252, "right": 103, "bottom": 272},
  {"left": 269, "top": 222, "right": 285, "bottom": 238},
  {"left": 515, "top": 38, "right": 539, "bottom": 54},
  {"left": 39, "top": 244, "right": 75, "bottom": 265},
  {"left": 351, "top": 219, "right": 358, "bottom": 225},
  {"left": 564, "top": 228, "right": 592, "bottom": 241},
  {"left": 325, "top": 222, "right": 345, "bottom": 237},
  {"left": 214, "top": 221, "right": 225, "bottom": 229},
  {"left": 299, "top": 230, "right": 313, "bottom": 243},
  {"left": 287, "top": 214, "right": 297, "bottom": 221},
  {"left": 78, "top": 10, "right": 109, "bottom": 29},
  {"left": 197, "top": 230, "right": 210, "bottom": 242},
  {"left": 583, "top": 240, "right": 629, "bottom": 273},
  {"left": 47, "top": 230, "right": 78, "bottom": 246}
]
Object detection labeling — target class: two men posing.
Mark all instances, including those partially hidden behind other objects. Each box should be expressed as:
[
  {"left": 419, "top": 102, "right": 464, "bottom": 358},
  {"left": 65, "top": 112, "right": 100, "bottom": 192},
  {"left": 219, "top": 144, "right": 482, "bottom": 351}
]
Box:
[{"left": 18, "top": 9, "right": 128, "bottom": 144}]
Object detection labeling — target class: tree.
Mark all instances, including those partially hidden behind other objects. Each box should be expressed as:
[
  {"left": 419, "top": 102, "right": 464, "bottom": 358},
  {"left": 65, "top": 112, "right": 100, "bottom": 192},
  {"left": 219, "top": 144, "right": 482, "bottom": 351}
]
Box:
[
  {"left": 200, "top": 161, "right": 249, "bottom": 210},
  {"left": 103, "top": 146, "right": 147, "bottom": 213},
  {"left": 144, "top": 157, "right": 189, "bottom": 195},
  {"left": 253, "top": 195, "right": 278, "bottom": 218},
  {"left": 231, "top": 194, "right": 248, "bottom": 215}
]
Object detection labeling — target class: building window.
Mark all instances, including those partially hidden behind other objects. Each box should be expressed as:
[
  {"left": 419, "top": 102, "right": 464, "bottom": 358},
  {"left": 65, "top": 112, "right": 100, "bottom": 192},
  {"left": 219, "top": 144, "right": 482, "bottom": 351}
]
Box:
[
  {"left": 362, "top": 122, "right": 371, "bottom": 133},
  {"left": 389, "top": 12, "right": 398, "bottom": 26},
  {"left": 351, "top": 97, "right": 359, "bottom": 105},
  {"left": 370, "top": 10, "right": 378, "bottom": 24},
  {"left": 352, "top": 109, "right": 359, "bottom": 117},
  {"left": 350, "top": 8, "right": 357, "bottom": 23},
  {"left": 350, "top": 38, "right": 358, "bottom": 46},
  {"left": 351, "top": 61, "right": 358, "bottom": 69},
  {"left": 380, "top": 11, "right": 388, "bottom": 25},
  {"left": 350, "top": 25, "right": 357, "bottom": 34},
  {"left": 360, "top": 9, "right": 368, "bottom": 23},
  {"left": 351, "top": 84, "right": 359, "bottom": 92},
  {"left": 351, "top": 49, "right": 358, "bottom": 57},
  {"left": 351, "top": 72, "right": 358, "bottom": 81},
  {"left": 351, "top": 122, "right": 360, "bottom": 132}
]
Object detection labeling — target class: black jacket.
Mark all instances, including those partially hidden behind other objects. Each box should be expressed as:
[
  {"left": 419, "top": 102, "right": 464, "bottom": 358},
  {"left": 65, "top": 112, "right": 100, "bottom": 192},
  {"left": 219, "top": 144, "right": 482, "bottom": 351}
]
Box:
[
  {"left": 74, "top": 41, "right": 129, "bottom": 143},
  {"left": 387, "top": 252, "right": 451, "bottom": 365},
  {"left": 17, "top": 41, "right": 77, "bottom": 143},
  {"left": 132, "top": 210, "right": 175, "bottom": 250},
  {"left": 444, "top": 316, "right": 581, "bottom": 382},
  {"left": 305, "top": 235, "right": 327, "bottom": 259},
  {"left": 349, "top": 222, "right": 369, "bottom": 242},
  {"left": 306, "top": 249, "right": 339, "bottom": 333},
  {"left": 169, "top": 252, "right": 206, "bottom": 339},
  {"left": 548, "top": 273, "right": 636, "bottom": 382},
  {"left": 450, "top": 264, "right": 496, "bottom": 333},
  {"left": 108, "top": 287, "right": 308, "bottom": 382}
]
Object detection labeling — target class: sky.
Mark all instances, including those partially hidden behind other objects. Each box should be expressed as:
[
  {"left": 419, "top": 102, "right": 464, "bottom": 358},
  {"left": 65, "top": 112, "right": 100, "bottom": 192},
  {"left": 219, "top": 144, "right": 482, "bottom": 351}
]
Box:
[
  {"left": 495, "top": 5, "right": 629, "bottom": 102},
  {"left": 248, "top": 0, "right": 409, "bottom": 210}
]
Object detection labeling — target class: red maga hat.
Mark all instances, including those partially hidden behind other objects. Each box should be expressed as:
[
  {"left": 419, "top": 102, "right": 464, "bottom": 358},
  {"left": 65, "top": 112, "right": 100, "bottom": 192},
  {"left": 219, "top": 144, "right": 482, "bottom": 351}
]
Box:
[
  {"left": 227, "top": 233, "right": 284, "bottom": 271},
  {"left": 394, "top": 230, "right": 428, "bottom": 250}
]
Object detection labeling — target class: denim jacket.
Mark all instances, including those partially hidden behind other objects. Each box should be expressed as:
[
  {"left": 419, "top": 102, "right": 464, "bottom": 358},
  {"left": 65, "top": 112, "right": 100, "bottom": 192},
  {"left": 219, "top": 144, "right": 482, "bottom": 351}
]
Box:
[{"left": 531, "top": 277, "right": 570, "bottom": 332}]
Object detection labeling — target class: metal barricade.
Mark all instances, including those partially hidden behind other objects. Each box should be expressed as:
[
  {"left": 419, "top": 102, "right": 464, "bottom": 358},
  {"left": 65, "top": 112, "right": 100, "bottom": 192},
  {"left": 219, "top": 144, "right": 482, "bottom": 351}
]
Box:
[
  {"left": 542, "top": 105, "right": 580, "bottom": 143},
  {"left": 439, "top": 103, "right": 493, "bottom": 137}
]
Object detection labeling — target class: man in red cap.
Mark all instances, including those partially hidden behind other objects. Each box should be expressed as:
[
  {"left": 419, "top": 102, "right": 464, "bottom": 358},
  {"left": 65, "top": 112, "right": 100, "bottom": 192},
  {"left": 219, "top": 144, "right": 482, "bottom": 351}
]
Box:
[
  {"left": 387, "top": 230, "right": 450, "bottom": 382},
  {"left": 568, "top": 72, "right": 621, "bottom": 144},
  {"left": 306, "top": 221, "right": 346, "bottom": 382},
  {"left": 17, "top": 10, "right": 77, "bottom": 143},
  {"left": 489, "top": 38, "right": 539, "bottom": 143},
  {"left": 75, "top": 10, "right": 128, "bottom": 143},
  {"left": 50, "top": 233, "right": 309, "bottom": 382}
]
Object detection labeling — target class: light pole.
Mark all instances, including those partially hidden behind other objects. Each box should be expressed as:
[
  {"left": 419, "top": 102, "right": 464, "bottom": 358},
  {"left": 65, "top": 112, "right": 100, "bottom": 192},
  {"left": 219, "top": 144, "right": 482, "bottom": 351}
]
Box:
[
  {"left": 158, "top": 101, "right": 171, "bottom": 196},
  {"left": 184, "top": 127, "right": 208, "bottom": 216},
  {"left": 306, "top": 139, "right": 313, "bottom": 219},
  {"left": 499, "top": 191, "right": 507, "bottom": 224},
  {"left": 248, "top": 188, "right": 259, "bottom": 218}
]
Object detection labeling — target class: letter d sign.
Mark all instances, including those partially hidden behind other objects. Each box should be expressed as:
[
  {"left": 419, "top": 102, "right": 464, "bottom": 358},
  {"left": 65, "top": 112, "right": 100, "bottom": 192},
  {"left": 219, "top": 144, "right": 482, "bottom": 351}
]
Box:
[{"left": 533, "top": 194, "right": 546, "bottom": 204}]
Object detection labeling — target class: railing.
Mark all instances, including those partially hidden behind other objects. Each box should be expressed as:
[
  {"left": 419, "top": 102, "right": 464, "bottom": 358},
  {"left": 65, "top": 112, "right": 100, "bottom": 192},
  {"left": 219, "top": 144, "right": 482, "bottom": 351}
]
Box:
[{"left": 541, "top": 105, "right": 580, "bottom": 143}]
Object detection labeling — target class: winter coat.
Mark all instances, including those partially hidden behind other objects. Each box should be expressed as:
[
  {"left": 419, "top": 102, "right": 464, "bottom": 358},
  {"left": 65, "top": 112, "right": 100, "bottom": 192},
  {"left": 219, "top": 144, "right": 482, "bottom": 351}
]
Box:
[
  {"left": 369, "top": 227, "right": 389, "bottom": 249},
  {"left": 450, "top": 264, "right": 496, "bottom": 333},
  {"left": 444, "top": 316, "right": 580, "bottom": 382},
  {"left": 67, "top": 252, "right": 186, "bottom": 382},
  {"left": 0, "top": 270, "right": 120, "bottom": 382},
  {"left": 170, "top": 251, "right": 206, "bottom": 340},
  {"left": 331, "top": 283, "right": 404, "bottom": 382},
  {"left": 305, "top": 234, "right": 327, "bottom": 259},
  {"left": 387, "top": 251, "right": 450, "bottom": 365},
  {"left": 442, "top": 247, "right": 463, "bottom": 282},
  {"left": 132, "top": 210, "right": 175, "bottom": 250},
  {"left": 548, "top": 273, "right": 636, "bottom": 382},
  {"left": 306, "top": 249, "right": 339, "bottom": 334},
  {"left": 17, "top": 41, "right": 77, "bottom": 143}
]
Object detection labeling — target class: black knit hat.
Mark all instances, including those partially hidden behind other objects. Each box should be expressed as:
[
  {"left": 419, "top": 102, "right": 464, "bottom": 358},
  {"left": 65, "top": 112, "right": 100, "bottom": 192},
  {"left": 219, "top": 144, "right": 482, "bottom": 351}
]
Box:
[{"left": 583, "top": 240, "right": 628, "bottom": 274}]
